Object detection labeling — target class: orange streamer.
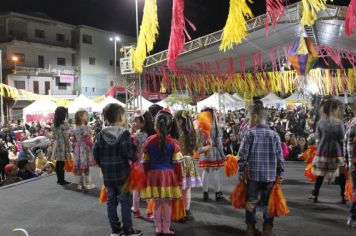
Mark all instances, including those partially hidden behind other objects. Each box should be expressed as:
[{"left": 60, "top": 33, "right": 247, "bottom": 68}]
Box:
[
  {"left": 99, "top": 185, "right": 108, "bottom": 204},
  {"left": 344, "top": 169, "right": 353, "bottom": 201},
  {"left": 304, "top": 164, "right": 317, "bottom": 182},
  {"left": 231, "top": 180, "right": 247, "bottom": 208},
  {"left": 64, "top": 159, "right": 74, "bottom": 173},
  {"left": 171, "top": 198, "right": 186, "bottom": 221},
  {"left": 268, "top": 184, "right": 290, "bottom": 217},
  {"left": 147, "top": 198, "right": 155, "bottom": 214},
  {"left": 123, "top": 163, "right": 147, "bottom": 192},
  {"left": 225, "top": 155, "right": 239, "bottom": 177}
]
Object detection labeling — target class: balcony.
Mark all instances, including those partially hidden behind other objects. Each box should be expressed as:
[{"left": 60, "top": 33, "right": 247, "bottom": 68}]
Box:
[
  {"left": 14, "top": 65, "right": 78, "bottom": 77},
  {"left": 1, "top": 35, "right": 74, "bottom": 49}
]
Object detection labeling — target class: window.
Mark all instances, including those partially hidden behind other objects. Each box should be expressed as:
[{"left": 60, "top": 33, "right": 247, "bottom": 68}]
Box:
[
  {"left": 72, "top": 54, "right": 77, "bottom": 66},
  {"left": 33, "top": 81, "right": 39, "bottom": 94},
  {"left": 57, "top": 57, "right": 66, "bottom": 66},
  {"left": 38, "top": 55, "right": 44, "bottom": 68},
  {"left": 58, "top": 83, "right": 67, "bottom": 90},
  {"left": 56, "top": 33, "right": 65, "bottom": 42},
  {"left": 14, "top": 81, "right": 25, "bottom": 89},
  {"left": 82, "top": 34, "right": 92, "bottom": 44},
  {"left": 89, "top": 57, "right": 96, "bottom": 65},
  {"left": 35, "top": 29, "right": 45, "bottom": 39},
  {"left": 13, "top": 53, "right": 25, "bottom": 63},
  {"left": 110, "top": 81, "right": 114, "bottom": 87},
  {"left": 109, "top": 60, "right": 113, "bottom": 66},
  {"left": 92, "top": 88, "right": 96, "bottom": 93}
]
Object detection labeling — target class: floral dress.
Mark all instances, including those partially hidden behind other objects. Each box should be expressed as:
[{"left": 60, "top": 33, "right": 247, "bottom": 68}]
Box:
[
  {"left": 52, "top": 122, "right": 70, "bottom": 161},
  {"left": 312, "top": 118, "right": 345, "bottom": 176},
  {"left": 72, "top": 125, "right": 94, "bottom": 170},
  {"left": 179, "top": 132, "right": 202, "bottom": 189},
  {"left": 198, "top": 126, "right": 225, "bottom": 169}
]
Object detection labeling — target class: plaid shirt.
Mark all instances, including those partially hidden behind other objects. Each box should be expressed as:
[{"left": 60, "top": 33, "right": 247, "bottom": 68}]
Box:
[
  {"left": 345, "top": 117, "right": 356, "bottom": 170},
  {"left": 238, "top": 124, "right": 285, "bottom": 182},
  {"left": 93, "top": 130, "right": 136, "bottom": 187}
]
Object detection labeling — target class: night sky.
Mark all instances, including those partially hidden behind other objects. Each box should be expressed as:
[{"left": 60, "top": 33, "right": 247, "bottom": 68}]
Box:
[{"left": 0, "top": 0, "right": 350, "bottom": 52}]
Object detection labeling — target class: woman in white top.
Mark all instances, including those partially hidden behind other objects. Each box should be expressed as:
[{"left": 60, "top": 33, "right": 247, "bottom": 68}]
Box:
[{"left": 8, "top": 146, "right": 19, "bottom": 164}]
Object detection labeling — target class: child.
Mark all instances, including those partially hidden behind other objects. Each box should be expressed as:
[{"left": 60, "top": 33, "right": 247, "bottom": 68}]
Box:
[
  {"left": 196, "top": 108, "right": 225, "bottom": 201},
  {"left": 72, "top": 110, "right": 95, "bottom": 190},
  {"left": 140, "top": 110, "right": 183, "bottom": 235},
  {"left": 0, "top": 164, "right": 22, "bottom": 187},
  {"left": 345, "top": 102, "right": 356, "bottom": 227},
  {"left": 45, "top": 161, "right": 55, "bottom": 175},
  {"left": 238, "top": 104, "right": 285, "bottom": 236},
  {"left": 35, "top": 149, "right": 47, "bottom": 172},
  {"left": 17, "top": 159, "right": 38, "bottom": 180},
  {"left": 93, "top": 103, "right": 142, "bottom": 236},
  {"left": 131, "top": 110, "right": 155, "bottom": 218},
  {"left": 175, "top": 110, "right": 202, "bottom": 221}
]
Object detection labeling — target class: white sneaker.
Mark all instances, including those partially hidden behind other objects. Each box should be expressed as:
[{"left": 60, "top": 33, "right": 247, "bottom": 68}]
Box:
[{"left": 347, "top": 217, "right": 356, "bottom": 228}]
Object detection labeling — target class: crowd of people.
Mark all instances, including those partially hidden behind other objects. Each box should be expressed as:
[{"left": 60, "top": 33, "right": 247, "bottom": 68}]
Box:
[{"left": 1, "top": 96, "right": 356, "bottom": 236}]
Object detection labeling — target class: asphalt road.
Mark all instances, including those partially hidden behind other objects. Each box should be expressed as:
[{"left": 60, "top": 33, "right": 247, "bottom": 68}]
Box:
[{"left": 0, "top": 162, "right": 354, "bottom": 236}]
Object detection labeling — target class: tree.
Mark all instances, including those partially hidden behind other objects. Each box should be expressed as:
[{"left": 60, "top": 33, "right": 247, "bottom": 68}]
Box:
[{"left": 165, "top": 94, "right": 193, "bottom": 110}]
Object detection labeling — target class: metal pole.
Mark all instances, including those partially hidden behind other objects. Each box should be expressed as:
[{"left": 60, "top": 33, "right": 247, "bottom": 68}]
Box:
[
  {"left": 0, "top": 50, "right": 4, "bottom": 124},
  {"left": 135, "top": 0, "right": 142, "bottom": 109},
  {"left": 114, "top": 40, "right": 117, "bottom": 85}
]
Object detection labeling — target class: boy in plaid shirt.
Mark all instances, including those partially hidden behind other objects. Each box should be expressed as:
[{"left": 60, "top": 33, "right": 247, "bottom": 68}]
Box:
[
  {"left": 238, "top": 104, "right": 285, "bottom": 236},
  {"left": 93, "top": 104, "right": 142, "bottom": 236}
]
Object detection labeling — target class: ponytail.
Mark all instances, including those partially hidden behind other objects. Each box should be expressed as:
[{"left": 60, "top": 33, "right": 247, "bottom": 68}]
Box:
[{"left": 156, "top": 112, "right": 171, "bottom": 159}]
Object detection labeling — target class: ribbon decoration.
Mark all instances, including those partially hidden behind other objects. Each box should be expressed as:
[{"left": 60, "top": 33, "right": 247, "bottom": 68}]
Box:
[
  {"left": 300, "top": 0, "right": 328, "bottom": 26},
  {"left": 220, "top": 0, "right": 253, "bottom": 51},
  {"left": 345, "top": 0, "right": 356, "bottom": 36},
  {"left": 131, "top": 0, "right": 159, "bottom": 73},
  {"left": 265, "top": 0, "right": 286, "bottom": 37}
]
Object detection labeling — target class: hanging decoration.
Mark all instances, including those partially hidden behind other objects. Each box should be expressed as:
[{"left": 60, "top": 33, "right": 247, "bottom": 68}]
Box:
[
  {"left": 220, "top": 0, "right": 253, "bottom": 51},
  {"left": 265, "top": 0, "right": 286, "bottom": 36},
  {"left": 300, "top": 0, "right": 328, "bottom": 26},
  {"left": 131, "top": 0, "right": 159, "bottom": 73},
  {"left": 287, "top": 36, "right": 318, "bottom": 76},
  {"left": 345, "top": 0, "right": 356, "bottom": 36},
  {"left": 167, "top": 0, "right": 196, "bottom": 71}
]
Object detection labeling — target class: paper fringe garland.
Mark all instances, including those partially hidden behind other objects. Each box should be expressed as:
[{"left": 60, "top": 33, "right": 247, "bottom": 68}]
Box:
[
  {"left": 304, "top": 164, "right": 317, "bottom": 182},
  {"left": 345, "top": 0, "right": 356, "bottom": 36},
  {"left": 224, "top": 155, "right": 239, "bottom": 177},
  {"left": 265, "top": 0, "right": 286, "bottom": 36},
  {"left": 131, "top": 0, "right": 159, "bottom": 73},
  {"left": 123, "top": 163, "right": 147, "bottom": 192},
  {"left": 147, "top": 198, "right": 155, "bottom": 214},
  {"left": 231, "top": 180, "right": 247, "bottom": 208},
  {"left": 300, "top": 0, "right": 328, "bottom": 26},
  {"left": 220, "top": 0, "right": 253, "bottom": 51},
  {"left": 268, "top": 184, "right": 290, "bottom": 217},
  {"left": 64, "top": 159, "right": 74, "bottom": 173}
]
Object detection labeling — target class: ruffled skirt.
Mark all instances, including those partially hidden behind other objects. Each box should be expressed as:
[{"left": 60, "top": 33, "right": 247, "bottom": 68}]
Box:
[
  {"left": 182, "top": 156, "right": 202, "bottom": 189},
  {"left": 141, "top": 169, "right": 182, "bottom": 200}
]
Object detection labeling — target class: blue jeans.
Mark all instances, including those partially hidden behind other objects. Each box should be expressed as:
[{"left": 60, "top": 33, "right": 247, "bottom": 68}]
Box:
[
  {"left": 106, "top": 186, "right": 133, "bottom": 234},
  {"left": 245, "top": 180, "right": 274, "bottom": 226},
  {"left": 350, "top": 170, "right": 356, "bottom": 220}
]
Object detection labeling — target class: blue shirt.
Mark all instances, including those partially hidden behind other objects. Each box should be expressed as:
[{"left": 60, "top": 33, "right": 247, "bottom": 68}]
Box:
[{"left": 238, "top": 124, "right": 285, "bottom": 182}]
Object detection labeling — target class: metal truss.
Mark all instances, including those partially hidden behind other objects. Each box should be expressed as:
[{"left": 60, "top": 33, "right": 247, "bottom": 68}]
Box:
[{"left": 144, "top": 2, "right": 348, "bottom": 68}]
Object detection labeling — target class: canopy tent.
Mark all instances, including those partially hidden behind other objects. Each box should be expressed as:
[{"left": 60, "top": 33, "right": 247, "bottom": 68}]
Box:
[
  {"left": 23, "top": 99, "right": 58, "bottom": 123},
  {"left": 156, "top": 98, "right": 196, "bottom": 112},
  {"left": 68, "top": 94, "right": 97, "bottom": 114},
  {"left": 233, "top": 93, "right": 244, "bottom": 102},
  {"left": 261, "top": 93, "right": 284, "bottom": 108},
  {"left": 95, "top": 96, "right": 126, "bottom": 113},
  {"left": 197, "top": 93, "right": 244, "bottom": 112},
  {"left": 284, "top": 92, "right": 307, "bottom": 104},
  {"left": 134, "top": 96, "right": 154, "bottom": 110}
]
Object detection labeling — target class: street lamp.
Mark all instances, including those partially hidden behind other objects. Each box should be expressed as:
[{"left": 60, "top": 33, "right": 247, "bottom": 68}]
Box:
[
  {"left": 12, "top": 56, "right": 18, "bottom": 74},
  {"left": 109, "top": 36, "right": 121, "bottom": 86}
]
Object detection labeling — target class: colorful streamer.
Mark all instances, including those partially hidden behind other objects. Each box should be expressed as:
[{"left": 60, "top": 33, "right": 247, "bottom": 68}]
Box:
[
  {"left": 131, "top": 0, "right": 159, "bottom": 73},
  {"left": 345, "top": 0, "right": 356, "bottom": 36},
  {"left": 300, "top": 0, "right": 327, "bottom": 26},
  {"left": 220, "top": 0, "right": 253, "bottom": 51},
  {"left": 265, "top": 0, "right": 286, "bottom": 36}
]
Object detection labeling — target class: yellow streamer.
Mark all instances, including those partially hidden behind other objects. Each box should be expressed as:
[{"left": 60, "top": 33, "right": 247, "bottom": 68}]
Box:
[
  {"left": 301, "top": 0, "right": 329, "bottom": 26},
  {"left": 220, "top": 0, "right": 253, "bottom": 51},
  {"left": 131, "top": 0, "right": 159, "bottom": 73}
]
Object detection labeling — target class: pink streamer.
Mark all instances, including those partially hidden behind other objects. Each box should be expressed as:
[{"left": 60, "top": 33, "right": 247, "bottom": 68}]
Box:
[
  {"left": 265, "top": 0, "right": 286, "bottom": 37},
  {"left": 239, "top": 55, "right": 246, "bottom": 74},
  {"left": 345, "top": 0, "right": 356, "bottom": 36}
]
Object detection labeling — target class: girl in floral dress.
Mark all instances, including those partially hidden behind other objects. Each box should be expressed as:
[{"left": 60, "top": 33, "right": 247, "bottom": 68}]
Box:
[
  {"left": 73, "top": 110, "right": 95, "bottom": 190},
  {"left": 175, "top": 110, "right": 202, "bottom": 220}
]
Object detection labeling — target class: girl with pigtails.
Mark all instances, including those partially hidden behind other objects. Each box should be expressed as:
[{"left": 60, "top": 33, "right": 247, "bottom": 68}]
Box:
[
  {"left": 175, "top": 110, "right": 202, "bottom": 221},
  {"left": 196, "top": 107, "right": 225, "bottom": 201},
  {"left": 140, "top": 110, "right": 183, "bottom": 236}
]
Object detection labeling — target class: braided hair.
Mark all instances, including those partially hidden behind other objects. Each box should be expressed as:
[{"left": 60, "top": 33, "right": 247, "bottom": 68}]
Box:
[{"left": 156, "top": 112, "right": 172, "bottom": 159}]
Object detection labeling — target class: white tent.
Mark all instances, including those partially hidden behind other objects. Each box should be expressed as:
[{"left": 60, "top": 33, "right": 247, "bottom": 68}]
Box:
[
  {"left": 134, "top": 96, "right": 153, "bottom": 110},
  {"left": 23, "top": 99, "right": 58, "bottom": 123},
  {"left": 68, "top": 94, "right": 97, "bottom": 114},
  {"left": 232, "top": 93, "right": 244, "bottom": 102},
  {"left": 284, "top": 92, "right": 307, "bottom": 104},
  {"left": 156, "top": 98, "right": 196, "bottom": 112},
  {"left": 197, "top": 93, "right": 244, "bottom": 112},
  {"left": 95, "top": 96, "right": 126, "bottom": 113},
  {"left": 261, "top": 93, "right": 284, "bottom": 108}
]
